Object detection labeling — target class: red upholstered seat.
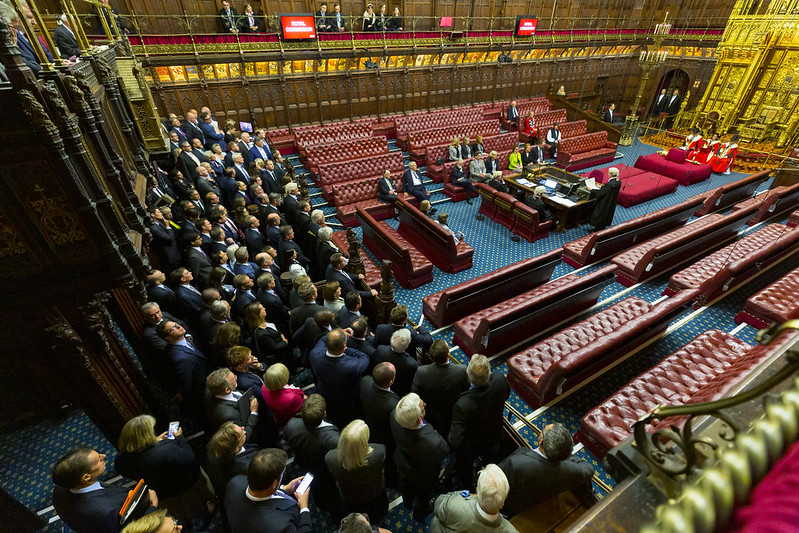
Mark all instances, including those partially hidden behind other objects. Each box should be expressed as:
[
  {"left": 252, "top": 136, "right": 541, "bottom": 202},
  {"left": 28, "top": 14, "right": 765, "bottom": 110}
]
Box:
[
  {"left": 665, "top": 224, "right": 799, "bottom": 302},
  {"left": 788, "top": 209, "right": 799, "bottom": 228},
  {"left": 265, "top": 127, "right": 295, "bottom": 154},
  {"left": 304, "top": 136, "right": 389, "bottom": 175},
  {"left": 422, "top": 249, "right": 561, "bottom": 328},
  {"left": 519, "top": 109, "right": 567, "bottom": 143},
  {"left": 295, "top": 122, "right": 372, "bottom": 157},
  {"left": 693, "top": 170, "right": 771, "bottom": 217},
  {"left": 477, "top": 183, "right": 498, "bottom": 219},
  {"left": 407, "top": 120, "right": 500, "bottom": 163},
  {"left": 562, "top": 193, "right": 708, "bottom": 268},
  {"left": 508, "top": 289, "right": 698, "bottom": 408},
  {"left": 583, "top": 165, "right": 678, "bottom": 207},
  {"left": 577, "top": 330, "right": 753, "bottom": 458},
  {"left": 556, "top": 131, "right": 617, "bottom": 172},
  {"left": 511, "top": 202, "right": 552, "bottom": 242},
  {"left": 493, "top": 191, "right": 518, "bottom": 229},
  {"left": 737, "top": 264, "right": 799, "bottom": 328},
  {"left": 633, "top": 148, "right": 712, "bottom": 186},
  {"left": 396, "top": 199, "right": 474, "bottom": 273},
  {"left": 333, "top": 176, "right": 415, "bottom": 227},
  {"left": 319, "top": 151, "right": 405, "bottom": 203},
  {"left": 744, "top": 182, "right": 799, "bottom": 225}
]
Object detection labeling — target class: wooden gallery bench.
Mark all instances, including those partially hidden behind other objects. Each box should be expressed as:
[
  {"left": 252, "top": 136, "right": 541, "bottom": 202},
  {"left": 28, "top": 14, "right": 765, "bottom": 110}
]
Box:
[
  {"left": 693, "top": 170, "right": 771, "bottom": 217},
  {"left": 356, "top": 207, "right": 433, "bottom": 289}
]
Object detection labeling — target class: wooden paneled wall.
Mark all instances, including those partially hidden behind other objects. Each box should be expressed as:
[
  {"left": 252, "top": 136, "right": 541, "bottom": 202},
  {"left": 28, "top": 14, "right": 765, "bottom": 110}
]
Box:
[
  {"left": 149, "top": 55, "right": 641, "bottom": 129},
  {"left": 33, "top": 0, "right": 735, "bottom": 35}
]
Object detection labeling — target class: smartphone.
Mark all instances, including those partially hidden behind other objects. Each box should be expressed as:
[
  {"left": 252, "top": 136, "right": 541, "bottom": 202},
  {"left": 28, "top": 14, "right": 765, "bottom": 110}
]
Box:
[
  {"left": 295, "top": 473, "right": 314, "bottom": 495},
  {"left": 167, "top": 421, "right": 179, "bottom": 440}
]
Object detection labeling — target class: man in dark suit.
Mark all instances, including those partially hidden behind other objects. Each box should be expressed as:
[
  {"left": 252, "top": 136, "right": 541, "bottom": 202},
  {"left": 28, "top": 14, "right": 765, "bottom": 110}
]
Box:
[
  {"left": 53, "top": 16, "right": 81, "bottom": 58},
  {"left": 373, "top": 304, "right": 433, "bottom": 354},
  {"left": 449, "top": 354, "right": 510, "bottom": 488},
  {"left": 177, "top": 141, "right": 204, "bottom": 179},
  {"left": 326, "top": 253, "right": 378, "bottom": 299},
  {"left": 145, "top": 270, "right": 177, "bottom": 315},
  {"left": 205, "top": 368, "right": 266, "bottom": 442},
  {"left": 140, "top": 302, "right": 187, "bottom": 364},
  {"left": 308, "top": 329, "right": 370, "bottom": 428},
  {"left": 316, "top": 2, "right": 332, "bottom": 31},
  {"left": 665, "top": 88, "right": 681, "bottom": 128},
  {"left": 450, "top": 158, "right": 477, "bottom": 204},
  {"left": 278, "top": 225, "right": 311, "bottom": 271},
  {"left": 338, "top": 291, "right": 362, "bottom": 330},
  {"left": 402, "top": 162, "right": 434, "bottom": 211},
  {"left": 219, "top": 0, "right": 239, "bottom": 33},
  {"left": 346, "top": 316, "right": 376, "bottom": 357},
  {"left": 372, "top": 329, "right": 418, "bottom": 398},
  {"left": 411, "top": 339, "right": 468, "bottom": 438},
  {"left": 283, "top": 394, "right": 341, "bottom": 513},
  {"left": 225, "top": 449, "right": 312, "bottom": 533},
  {"left": 200, "top": 111, "right": 227, "bottom": 152},
  {"left": 150, "top": 208, "right": 182, "bottom": 271},
  {"left": 359, "top": 362, "right": 400, "bottom": 448},
  {"left": 243, "top": 215, "right": 267, "bottom": 258},
  {"left": 182, "top": 110, "right": 206, "bottom": 147},
  {"left": 230, "top": 153, "right": 251, "bottom": 185},
  {"left": 256, "top": 271, "right": 291, "bottom": 334},
  {"left": 52, "top": 447, "right": 157, "bottom": 533},
  {"left": 602, "top": 102, "right": 615, "bottom": 123},
  {"left": 262, "top": 159, "right": 283, "bottom": 196},
  {"left": 498, "top": 423, "right": 596, "bottom": 517},
  {"left": 391, "top": 393, "right": 450, "bottom": 521},
  {"left": 506, "top": 100, "right": 520, "bottom": 126},
  {"left": 185, "top": 232, "right": 213, "bottom": 288},
  {"left": 232, "top": 274, "right": 257, "bottom": 321},
  {"left": 157, "top": 318, "right": 208, "bottom": 428},
  {"left": 530, "top": 139, "right": 546, "bottom": 165},
  {"left": 172, "top": 267, "right": 204, "bottom": 325},
  {"left": 652, "top": 88, "right": 667, "bottom": 116},
  {"left": 290, "top": 282, "right": 325, "bottom": 333},
  {"left": 249, "top": 135, "right": 273, "bottom": 163},
  {"left": 378, "top": 169, "right": 398, "bottom": 203}
]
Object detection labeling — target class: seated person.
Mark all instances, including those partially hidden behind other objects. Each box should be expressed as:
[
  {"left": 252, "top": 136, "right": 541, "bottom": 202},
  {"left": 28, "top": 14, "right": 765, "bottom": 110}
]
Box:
[
  {"left": 377, "top": 169, "right": 398, "bottom": 203},
  {"left": 237, "top": 3, "right": 261, "bottom": 33},
  {"left": 546, "top": 123, "right": 562, "bottom": 158},
  {"left": 447, "top": 137, "right": 461, "bottom": 162},
  {"left": 498, "top": 423, "right": 596, "bottom": 517},
  {"left": 523, "top": 186, "right": 553, "bottom": 222},
  {"left": 522, "top": 112, "right": 537, "bottom": 143},
  {"left": 450, "top": 159, "right": 478, "bottom": 204},
  {"left": 521, "top": 143, "right": 535, "bottom": 167},
  {"left": 436, "top": 212, "right": 465, "bottom": 243},
  {"left": 508, "top": 145, "right": 523, "bottom": 173}
]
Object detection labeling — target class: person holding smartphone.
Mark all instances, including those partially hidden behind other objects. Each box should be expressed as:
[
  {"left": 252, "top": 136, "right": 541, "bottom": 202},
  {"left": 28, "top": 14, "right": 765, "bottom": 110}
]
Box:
[{"left": 225, "top": 448, "right": 312, "bottom": 533}]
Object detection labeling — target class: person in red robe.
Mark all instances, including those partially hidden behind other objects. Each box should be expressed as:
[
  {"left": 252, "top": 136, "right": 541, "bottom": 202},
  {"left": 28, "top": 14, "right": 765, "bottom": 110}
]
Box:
[
  {"left": 696, "top": 132, "right": 721, "bottom": 164},
  {"left": 683, "top": 127, "right": 703, "bottom": 161},
  {"left": 522, "top": 111, "right": 537, "bottom": 143},
  {"left": 708, "top": 134, "right": 739, "bottom": 174}
]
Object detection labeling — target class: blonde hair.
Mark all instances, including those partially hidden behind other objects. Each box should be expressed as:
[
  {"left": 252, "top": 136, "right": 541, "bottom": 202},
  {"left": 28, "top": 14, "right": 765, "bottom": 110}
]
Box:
[
  {"left": 120, "top": 509, "right": 168, "bottom": 533},
  {"left": 337, "top": 419, "right": 372, "bottom": 470},
  {"left": 450, "top": 137, "right": 460, "bottom": 147},
  {"left": 118, "top": 415, "right": 158, "bottom": 453},
  {"left": 265, "top": 363, "right": 290, "bottom": 391}
]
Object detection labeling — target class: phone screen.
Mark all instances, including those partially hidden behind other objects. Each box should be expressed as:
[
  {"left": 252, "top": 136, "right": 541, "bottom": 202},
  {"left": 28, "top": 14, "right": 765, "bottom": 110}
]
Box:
[
  {"left": 295, "top": 473, "right": 314, "bottom": 495},
  {"left": 167, "top": 421, "right": 179, "bottom": 440}
]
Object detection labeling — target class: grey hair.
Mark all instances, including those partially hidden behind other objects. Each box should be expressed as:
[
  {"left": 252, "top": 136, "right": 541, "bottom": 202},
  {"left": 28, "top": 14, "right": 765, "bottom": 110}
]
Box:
[{"left": 390, "top": 328, "right": 411, "bottom": 352}]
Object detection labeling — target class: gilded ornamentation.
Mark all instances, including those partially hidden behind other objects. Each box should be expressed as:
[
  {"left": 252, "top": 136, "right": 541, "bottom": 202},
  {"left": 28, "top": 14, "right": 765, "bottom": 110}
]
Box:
[
  {"left": 29, "top": 184, "right": 88, "bottom": 245},
  {"left": 0, "top": 213, "right": 27, "bottom": 258}
]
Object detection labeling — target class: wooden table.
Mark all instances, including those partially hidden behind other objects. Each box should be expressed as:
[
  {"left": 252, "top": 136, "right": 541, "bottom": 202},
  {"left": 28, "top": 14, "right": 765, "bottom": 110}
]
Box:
[{"left": 504, "top": 173, "right": 596, "bottom": 232}]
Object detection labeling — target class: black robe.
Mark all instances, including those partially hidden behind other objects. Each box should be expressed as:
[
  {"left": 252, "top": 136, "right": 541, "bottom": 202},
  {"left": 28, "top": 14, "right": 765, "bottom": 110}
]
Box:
[{"left": 589, "top": 178, "right": 621, "bottom": 230}]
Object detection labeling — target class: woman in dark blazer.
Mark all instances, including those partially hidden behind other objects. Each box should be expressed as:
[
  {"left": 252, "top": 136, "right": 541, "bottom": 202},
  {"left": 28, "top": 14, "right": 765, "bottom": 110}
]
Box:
[
  {"left": 246, "top": 302, "right": 294, "bottom": 369},
  {"left": 115, "top": 415, "right": 214, "bottom": 525},
  {"left": 325, "top": 420, "right": 388, "bottom": 524}
]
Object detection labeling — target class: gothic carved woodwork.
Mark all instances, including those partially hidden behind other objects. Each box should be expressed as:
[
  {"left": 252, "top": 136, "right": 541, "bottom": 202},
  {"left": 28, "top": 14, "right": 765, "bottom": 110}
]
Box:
[{"left": 376, "top": 259, "right": 396, "bottom": 326}]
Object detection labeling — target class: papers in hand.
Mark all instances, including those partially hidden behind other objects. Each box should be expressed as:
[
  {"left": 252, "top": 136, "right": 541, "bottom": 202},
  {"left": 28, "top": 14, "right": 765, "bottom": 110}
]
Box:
[{"left": 584, "top": 178, "right": 599, "bottom": 190}]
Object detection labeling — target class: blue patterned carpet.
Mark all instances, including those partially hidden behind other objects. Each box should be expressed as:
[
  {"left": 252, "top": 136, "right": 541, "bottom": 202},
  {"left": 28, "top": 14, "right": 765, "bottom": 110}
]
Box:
[{"left": 2, "top": 132, "right": 791, "bottom": 532}]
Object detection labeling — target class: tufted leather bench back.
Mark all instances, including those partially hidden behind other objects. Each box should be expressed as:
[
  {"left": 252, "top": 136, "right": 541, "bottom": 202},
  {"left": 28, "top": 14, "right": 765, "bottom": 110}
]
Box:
[
  {"left": 319, "top": 151, "right": 404, "bottom": 187},
  {"left": 539, "top": 120, "right": 587, "bottom": 142},
  {"left": 694, "top": 169, "right": 771, "bottom": 217},
  {"left": 740, "top": 264, "right": 799, "bottom": 327},
  {"left": 559, "top": 131, "right": 609, "bottom": 156},
  {"left": 332, "top": 175, "right": 403, "bottom": 208},
  {"left": 408, "top": 121, "right": 500, "bottom": 153},
  {"left": 395, "top": 108, "right": 477, "bottom": 142},
  {"left": 396, "top": 198, "right": 474, "bottom": 273},
  {"left": 305, "top": 136, "right": 389, "bottom": 173},
  {"left": 534, "top": 109, "right": 567, "bottom": 129},
  {"left": 296, "top": 123, "right": 372, "bottom": 152}
]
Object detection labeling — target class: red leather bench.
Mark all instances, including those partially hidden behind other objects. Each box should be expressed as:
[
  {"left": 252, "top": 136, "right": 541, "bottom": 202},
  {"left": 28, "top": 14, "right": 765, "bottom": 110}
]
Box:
[
  {"left": 562, "top": 193, "right": 709, "bottom": 268},
  {"left": 408, "top": 121, "right": 501, "bottom": 163},
  {"left": 610, "top": 206, "right": 757, "bottom": 287},
  {"left": 479, "top": 102, "right": 503, "bottom": 121},
  {"left": 318, "top": 151, "right": 405, "bottom": 204},
  {"left": 493, "top": 190, "right": 518, "bottom": 230},
  {"left": 519, "top": 109, "right": 567, "bottom": 143},
  {"left": 507, "top": 288, "right": 699, "bottom": 409},
  {"left": 330, "top": 230, "right": 382, "bottom": 290},
  {"left": 788, "top": 209, "right": 799, "bottom": 228},
  {"left": 693, "top": 170, "right": 771, "bottom": 217},
  {"left": 395, "top": 198, "right": 474, "bottom": 273},
  {"left": 356, "top": 207, "right": 433, "bottom": 289},
  {"left": 665, "top": 223, "right": 799, "bottom": 303},
  {"left": 304, "top": 136, "right": 389, "bottom": 176},
  {"left": 454, "top": 266, "right": 617, "bottom": 358},
  {"left": 264, "top": 127, "right": 295, "bottom": 155},
  {"left": 426, "top": 132, "right": 518, "bottom": 182},
  {"left": 556, "top": 131, "right": 618, "bottom": 172},
  {"left": 510, "top": 200, "right": 553, "bottom": 243},
  {"left": 737, "top": 264, "right": 799, "bottom": 329},
  {"left": 422, "top": 249, "right": 562, "bottom": 329},
  {"left": 744, "top": 182, "right": 799, "bottom": 226},
  {"left": 372, "top": 113, "right": 403, "bottom": 139},
  {"left": 477, "top": 182, "right": 498, "bottom": 219},
  {"left": 333, "top": 176, "right": 416, "bottom": 228},
  {"left": 501, "top": 98, "right": 552, "bottom": 131},
  {"left": 394, "top": 108, "right": 478, "bottom": 150},
  {"left": 577, "top": 330, "right": 755, "bottom": 458},
  {"left": 295, "top": 123, "right": 372, "bottom": 158},
  {"left": 634, "top": 148, "right": 713, "bottom": 186},
  {"left": 583, "top": 164, "right": 679, "bottom": 208}
]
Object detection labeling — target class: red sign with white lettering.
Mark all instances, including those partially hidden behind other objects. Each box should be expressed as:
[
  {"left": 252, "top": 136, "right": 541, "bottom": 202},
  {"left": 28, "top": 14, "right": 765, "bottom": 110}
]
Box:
[
  {"left": 515, "top": 17, "right": 538, "bottom": 37},
  {"left": 281, "top": 14, "right": 316, "bottom": 40}
]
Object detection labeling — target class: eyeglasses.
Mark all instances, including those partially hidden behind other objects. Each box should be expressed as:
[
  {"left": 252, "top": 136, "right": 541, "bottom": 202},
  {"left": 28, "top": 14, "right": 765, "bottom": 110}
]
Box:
[{"left": 166, "top": 516, "right": 181, "bottom": 532}]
